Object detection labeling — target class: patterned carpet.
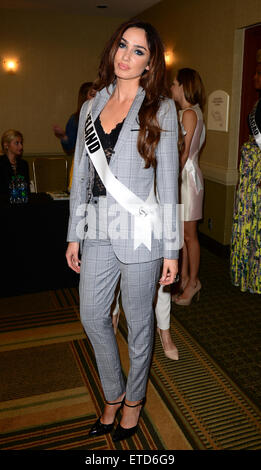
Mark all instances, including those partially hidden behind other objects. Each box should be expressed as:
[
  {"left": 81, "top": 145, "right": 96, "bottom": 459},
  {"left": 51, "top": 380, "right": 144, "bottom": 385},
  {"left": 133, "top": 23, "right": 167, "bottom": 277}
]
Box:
[
  {"left": 0, "top": 252, "right": 261, "bottom": 451},
  {"left": 0, "top": 288, "right": 188, "bottom": 450},
  {"left": 173, "top": 247, "right": 261, "bottom": 408}
]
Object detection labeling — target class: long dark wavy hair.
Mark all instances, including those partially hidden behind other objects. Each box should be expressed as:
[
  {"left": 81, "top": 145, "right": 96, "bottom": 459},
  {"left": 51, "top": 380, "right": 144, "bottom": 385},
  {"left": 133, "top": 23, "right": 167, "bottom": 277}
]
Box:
[
  {"left": 176, "top": 68, "right": 205, "bottom": 111},
  {"left": 92, "top": 20, "right": 168, "bottom": 168}
]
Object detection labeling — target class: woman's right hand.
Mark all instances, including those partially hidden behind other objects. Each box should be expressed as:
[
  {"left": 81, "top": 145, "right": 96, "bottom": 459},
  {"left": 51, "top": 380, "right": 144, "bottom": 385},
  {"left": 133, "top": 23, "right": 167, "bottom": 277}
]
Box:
[{"left": 66, "top": 242, "right": 81, "bottom": 273}]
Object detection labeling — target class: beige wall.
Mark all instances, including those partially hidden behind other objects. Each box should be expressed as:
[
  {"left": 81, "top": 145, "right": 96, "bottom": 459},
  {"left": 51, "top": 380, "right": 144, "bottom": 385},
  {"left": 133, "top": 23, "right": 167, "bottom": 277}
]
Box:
[
  {"left": 1, "top": 2, "right": 261, "bottom": 244},
  {"left": 0, "top": 9, "right": 126, "bottom": 155},
  {"left": 139, "top": 0, "right": 237, "bottom": 171},
  {"left": 139, "top": 0, "right": 261, "bottom": 244}
]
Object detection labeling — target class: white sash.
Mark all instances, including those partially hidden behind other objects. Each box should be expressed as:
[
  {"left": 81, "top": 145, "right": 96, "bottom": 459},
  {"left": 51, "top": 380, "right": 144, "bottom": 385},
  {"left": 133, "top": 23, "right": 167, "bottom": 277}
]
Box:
[
  {"left": 249, "top": 101, "right": 261, "bottom": 150},
  {"left": 84, "top": 100, "right": 161, "bottom": 251}
]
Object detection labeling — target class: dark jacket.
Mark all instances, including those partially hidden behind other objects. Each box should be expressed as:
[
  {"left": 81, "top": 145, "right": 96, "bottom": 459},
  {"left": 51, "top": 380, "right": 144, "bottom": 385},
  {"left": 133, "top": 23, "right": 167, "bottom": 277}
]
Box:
[
  {"left": 0, "top": 154, "right": 30, "bottom": 195},
  {"left": 61, "top": 114, "right": 78, "bottom": 155}
]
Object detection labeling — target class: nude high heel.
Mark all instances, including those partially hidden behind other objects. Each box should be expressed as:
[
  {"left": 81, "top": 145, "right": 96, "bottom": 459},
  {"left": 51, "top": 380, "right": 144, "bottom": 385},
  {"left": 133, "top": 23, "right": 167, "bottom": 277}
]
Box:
[
  {"left": 171, "top": 277, "right": 189, "bottom": 302},
  {"left": 174, "top": 280, "right": 201, "bottom": 306},
  {"left": 157, "top": 328, "right": 179, "bottom": 361}
]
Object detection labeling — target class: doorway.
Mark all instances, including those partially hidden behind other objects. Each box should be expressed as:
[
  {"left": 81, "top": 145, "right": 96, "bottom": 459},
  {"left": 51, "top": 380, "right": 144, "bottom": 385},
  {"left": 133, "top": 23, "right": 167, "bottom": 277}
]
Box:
[{"left": 238, "top": 24, "right": 261, "bottom": 161}]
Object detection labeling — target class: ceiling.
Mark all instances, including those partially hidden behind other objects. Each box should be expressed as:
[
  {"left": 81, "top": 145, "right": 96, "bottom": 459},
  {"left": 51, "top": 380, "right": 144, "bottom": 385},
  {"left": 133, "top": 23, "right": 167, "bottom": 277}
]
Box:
[{"left": 0, "top": 0, "right": 162, "bottom": 18}]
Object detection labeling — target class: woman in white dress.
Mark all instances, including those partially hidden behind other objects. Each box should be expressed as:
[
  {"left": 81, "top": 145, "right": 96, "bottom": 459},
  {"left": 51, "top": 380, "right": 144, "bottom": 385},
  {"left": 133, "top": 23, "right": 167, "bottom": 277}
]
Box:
[{"left": 171, "top": 68, "right": 205, "bottom": 305}]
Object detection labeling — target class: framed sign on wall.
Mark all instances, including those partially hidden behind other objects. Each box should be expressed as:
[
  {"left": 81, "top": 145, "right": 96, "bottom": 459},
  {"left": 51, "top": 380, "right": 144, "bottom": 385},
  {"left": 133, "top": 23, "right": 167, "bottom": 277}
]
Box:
[{"left": 207, "top": 90, "right": 230, "bottom": 132}]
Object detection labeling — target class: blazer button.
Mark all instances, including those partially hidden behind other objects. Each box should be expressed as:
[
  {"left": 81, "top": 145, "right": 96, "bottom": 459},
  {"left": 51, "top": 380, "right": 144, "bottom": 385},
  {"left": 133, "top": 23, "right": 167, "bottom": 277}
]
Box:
[{"left": 84, "top": 224, "right": 88, "bottom": 232}]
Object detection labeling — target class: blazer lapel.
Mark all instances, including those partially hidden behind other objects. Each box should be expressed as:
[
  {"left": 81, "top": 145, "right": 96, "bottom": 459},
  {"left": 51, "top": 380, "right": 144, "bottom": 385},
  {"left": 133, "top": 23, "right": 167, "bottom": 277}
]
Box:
[
  {"left": 91, "top": 86, "right": 113, "bottom": 122},
  {"left": 90, "top": 84, "right": 145, "bottom": 161}
]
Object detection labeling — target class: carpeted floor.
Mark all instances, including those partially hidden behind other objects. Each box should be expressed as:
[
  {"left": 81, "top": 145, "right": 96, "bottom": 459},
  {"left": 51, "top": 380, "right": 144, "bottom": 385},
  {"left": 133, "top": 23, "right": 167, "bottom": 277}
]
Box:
[
  {"left": 0, "top": 247, "right": 260, "bottom": 450},
  {"left": 0, "top": 288, "right": 189, "bottom": 450},
  {"left": 172, "top": 247, "right": 261, "bottom": 408}
]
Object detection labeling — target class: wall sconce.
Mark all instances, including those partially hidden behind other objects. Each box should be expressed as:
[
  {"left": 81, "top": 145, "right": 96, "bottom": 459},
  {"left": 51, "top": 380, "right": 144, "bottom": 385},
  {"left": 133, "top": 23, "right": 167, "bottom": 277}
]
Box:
[
  {"left": 3, "top": 58, "right": 19, "bottom": 73},
  {"left": 164, "top": 50, "right": 174, "bottom": 67}
]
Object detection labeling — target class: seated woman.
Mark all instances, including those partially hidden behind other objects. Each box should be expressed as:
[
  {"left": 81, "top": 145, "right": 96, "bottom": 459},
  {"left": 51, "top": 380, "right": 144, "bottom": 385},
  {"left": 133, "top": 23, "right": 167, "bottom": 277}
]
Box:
[{"left": 0, "top": 129, "right": 30, "bottom": 197}]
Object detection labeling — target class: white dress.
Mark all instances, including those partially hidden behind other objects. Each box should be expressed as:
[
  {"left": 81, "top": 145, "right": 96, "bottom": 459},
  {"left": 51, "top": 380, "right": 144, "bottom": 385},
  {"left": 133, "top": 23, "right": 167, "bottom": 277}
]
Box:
[
  {"left": 155, "top": 105, "right": 205, "bottom": 330},
  {"left": 179, "top": 104, "right": 205, "bottom": 221}
]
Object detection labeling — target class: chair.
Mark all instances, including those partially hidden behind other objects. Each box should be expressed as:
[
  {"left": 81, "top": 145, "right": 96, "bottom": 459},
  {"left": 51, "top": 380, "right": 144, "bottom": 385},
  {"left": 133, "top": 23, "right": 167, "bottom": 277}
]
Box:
[{"left": 32, "top": 157, "right": 68, "bottom": 193}]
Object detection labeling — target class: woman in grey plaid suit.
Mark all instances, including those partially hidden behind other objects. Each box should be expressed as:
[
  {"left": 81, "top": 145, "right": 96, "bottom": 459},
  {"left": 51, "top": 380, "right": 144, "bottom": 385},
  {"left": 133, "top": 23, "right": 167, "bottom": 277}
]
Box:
[{"left": 66, "top": 20, "right": 179, "bottom": 442}]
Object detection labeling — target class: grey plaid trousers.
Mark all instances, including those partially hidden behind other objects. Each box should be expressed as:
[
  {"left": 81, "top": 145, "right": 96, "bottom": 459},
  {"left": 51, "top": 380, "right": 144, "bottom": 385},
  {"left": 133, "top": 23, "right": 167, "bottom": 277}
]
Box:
[{"left": 79, "top": 201, "right": 161, "bottom": 401}]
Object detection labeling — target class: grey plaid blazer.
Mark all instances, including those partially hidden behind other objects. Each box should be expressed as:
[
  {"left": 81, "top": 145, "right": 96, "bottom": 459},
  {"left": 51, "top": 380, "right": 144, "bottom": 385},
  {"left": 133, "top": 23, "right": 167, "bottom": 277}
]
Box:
[{"left": 67, "top": 84, "right": 179, "bottom": 264}]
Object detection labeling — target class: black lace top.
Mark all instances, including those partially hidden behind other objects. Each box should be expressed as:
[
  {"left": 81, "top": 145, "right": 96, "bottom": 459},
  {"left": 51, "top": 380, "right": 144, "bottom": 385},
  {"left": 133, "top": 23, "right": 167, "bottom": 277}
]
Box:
[{"left": 92, "top": 115, "right": 124, "bottom": 196}]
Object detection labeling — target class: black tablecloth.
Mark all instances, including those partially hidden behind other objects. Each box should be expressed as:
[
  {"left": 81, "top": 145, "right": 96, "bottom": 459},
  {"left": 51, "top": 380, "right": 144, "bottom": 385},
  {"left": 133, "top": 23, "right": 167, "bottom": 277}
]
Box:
[{"left": 0, "top": 193, "right": 79, "bottom": 297}]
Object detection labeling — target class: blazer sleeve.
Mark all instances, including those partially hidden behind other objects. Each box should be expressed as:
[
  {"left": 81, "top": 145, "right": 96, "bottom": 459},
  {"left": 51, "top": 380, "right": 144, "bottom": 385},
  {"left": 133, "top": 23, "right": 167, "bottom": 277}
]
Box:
[
  {"left": 156, "top": 98, "right": 180, "bottom": 259},
  {"left": 67, "top": 101, "right": 88, "bottom": 243}
]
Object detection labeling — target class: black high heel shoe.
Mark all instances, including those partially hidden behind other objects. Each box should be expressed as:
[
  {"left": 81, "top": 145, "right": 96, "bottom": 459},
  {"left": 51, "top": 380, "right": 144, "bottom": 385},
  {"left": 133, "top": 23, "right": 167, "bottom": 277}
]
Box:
[
  {"left": 112, "top": 397, "right": 146, "bottom": 442},
  {"left": 88, "top": 398, "right": 124, "bottom": 438}
]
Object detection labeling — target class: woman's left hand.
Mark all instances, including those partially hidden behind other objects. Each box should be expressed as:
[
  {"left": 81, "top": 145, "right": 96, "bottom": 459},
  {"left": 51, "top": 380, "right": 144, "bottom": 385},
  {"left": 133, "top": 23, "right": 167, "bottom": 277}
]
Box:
[{"left": 159, "top": 258, "right": 179, "bottom": 285}]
